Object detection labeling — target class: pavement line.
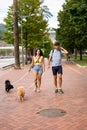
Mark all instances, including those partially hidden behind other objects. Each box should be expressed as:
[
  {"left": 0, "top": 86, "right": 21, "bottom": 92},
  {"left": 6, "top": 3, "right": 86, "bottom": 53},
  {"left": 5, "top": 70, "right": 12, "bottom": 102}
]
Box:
[{"left": 65, "top": 65, "right": 84, "bottom": 76}]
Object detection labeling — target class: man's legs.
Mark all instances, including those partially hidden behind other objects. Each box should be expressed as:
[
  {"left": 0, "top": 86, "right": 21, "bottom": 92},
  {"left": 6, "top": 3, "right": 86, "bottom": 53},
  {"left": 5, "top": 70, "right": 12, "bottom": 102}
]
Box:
[
  {"left": 53, "top": 74, "right": 63, "bottom": 93},
  {"left": 52, "top": 67, "right": 58, "bottom": 93},
  {"left": 53, "top": 75, "right": 58, "bottom": 93},
  {"left": 52, "top": 66, "right": 64, "bottom": 93},
  {"left": 58, "top": 74, "right": 62, "bottom": 89},
  {"left": 58, "top": 73, "right": 64, "bottom": 93},
  {"left": 53, "top": 75, "right": 57, "bottom": 88}
]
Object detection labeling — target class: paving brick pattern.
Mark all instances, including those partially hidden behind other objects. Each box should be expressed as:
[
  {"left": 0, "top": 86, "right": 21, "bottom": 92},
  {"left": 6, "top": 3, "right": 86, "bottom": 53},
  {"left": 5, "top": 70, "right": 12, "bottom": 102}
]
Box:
[{"left": 0, "top": 60, "right": 87, "bottom": 130}]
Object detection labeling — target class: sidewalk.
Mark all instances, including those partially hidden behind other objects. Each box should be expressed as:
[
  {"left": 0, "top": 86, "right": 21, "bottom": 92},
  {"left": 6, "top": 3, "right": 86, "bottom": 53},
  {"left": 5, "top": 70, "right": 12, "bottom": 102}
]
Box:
[{"left": 0, "top": 60, "right": 87, "bottom": 130}]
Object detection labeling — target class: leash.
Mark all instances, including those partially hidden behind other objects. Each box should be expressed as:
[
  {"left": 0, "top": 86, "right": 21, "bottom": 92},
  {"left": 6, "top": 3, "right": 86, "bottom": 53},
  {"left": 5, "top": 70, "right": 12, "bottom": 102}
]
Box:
[
  {"left": 27, "top": 68, "right": 49, "bottom": 89},
  {"left": 0, "top": 71, "right": 28, "bottom": 86},
  {"left": 12, "top": 71, "right": 29, "bottom": 85},
  {"left": 0, "top": 68, "right": 50, "bottom": 90}
]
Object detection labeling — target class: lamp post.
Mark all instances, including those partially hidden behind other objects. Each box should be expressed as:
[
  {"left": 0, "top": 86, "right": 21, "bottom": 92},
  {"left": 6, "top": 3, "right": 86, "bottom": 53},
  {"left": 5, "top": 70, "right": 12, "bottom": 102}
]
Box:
[
  {"left": 21, "top": 15, "right": 30, "bottom": 65},
  {"left": 21, "top": 17, "right": 25, "bottom": 66},
  {"left": 21, "top": 16, "right": 29, "bottom": 65},
  {"left": 20, "top": 0, "right": 30, "bottom": 66},
  {"left": 20, "top": 0, "right": 24, "bottom": 66}
]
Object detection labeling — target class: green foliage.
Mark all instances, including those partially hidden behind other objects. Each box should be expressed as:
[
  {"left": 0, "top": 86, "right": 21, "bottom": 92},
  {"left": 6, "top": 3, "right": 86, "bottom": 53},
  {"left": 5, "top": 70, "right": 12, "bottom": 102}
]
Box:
[
  {"left": 4, "top": 6, "right": 14, "bottom": 44},
  {"left": 71, "top": 56, "right": 87, "bottom": 66},
  {"left": 0, "top": 49, "right": 13, "bottom": 56},
  {"left": 56, "top": 0, "right": 87, "bottom": 59},
  {"left": 38, "top": 35, "right": 53, "bottom": 57},
  {"left": 3, "top": 0, "right": 52, "bottom": 50},
  {"left": 0, "top": 31, "right": 3, "bottom": 40}
]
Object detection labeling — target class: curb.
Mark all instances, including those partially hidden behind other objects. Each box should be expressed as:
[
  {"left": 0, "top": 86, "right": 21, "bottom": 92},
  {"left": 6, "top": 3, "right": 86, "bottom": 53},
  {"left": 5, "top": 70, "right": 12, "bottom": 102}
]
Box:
[
  {"left": 71, "top": 61, "right": 87, "bottom": 68},
  {"left": 2, "top": 64, "right": 14, "bottom": 70}
]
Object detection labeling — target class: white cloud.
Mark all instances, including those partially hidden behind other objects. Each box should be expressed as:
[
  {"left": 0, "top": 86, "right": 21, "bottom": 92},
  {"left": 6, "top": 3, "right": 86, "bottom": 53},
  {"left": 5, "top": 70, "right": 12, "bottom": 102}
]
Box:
[
  {"left": 44, "top": 0, "right": 65, "bottom": 12},
  {"left": 0, "top": 0, "right": 13, "bottom": 23},
  {"left": 43, "top": 0, "right": 65, "bottom": 28},
  {"left": 0, "top": 0, "right": 13, "bottom": 9}
]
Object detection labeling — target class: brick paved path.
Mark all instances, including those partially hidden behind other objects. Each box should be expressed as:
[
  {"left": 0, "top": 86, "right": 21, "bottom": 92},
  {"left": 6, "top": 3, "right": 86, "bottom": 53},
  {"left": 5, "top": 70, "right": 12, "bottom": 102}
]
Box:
[{"left": 0, "top": 60, "right": 87, "bottom": 130}]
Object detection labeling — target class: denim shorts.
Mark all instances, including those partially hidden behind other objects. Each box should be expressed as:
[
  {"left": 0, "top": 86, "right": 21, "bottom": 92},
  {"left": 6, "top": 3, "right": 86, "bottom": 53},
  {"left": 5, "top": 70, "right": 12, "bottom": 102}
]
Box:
[
  {"left": 52, "top": 66, "right": 63, "bottom": 75},
  {"left": 33, "top": 65, "right": 43, "bottom": 74}
]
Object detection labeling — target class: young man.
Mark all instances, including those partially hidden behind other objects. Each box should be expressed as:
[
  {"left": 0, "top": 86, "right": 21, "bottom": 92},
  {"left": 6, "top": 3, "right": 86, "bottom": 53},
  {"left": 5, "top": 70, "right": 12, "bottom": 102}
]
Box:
[{"left": 48, "top": 41, "right": 68, "bottom": 94}]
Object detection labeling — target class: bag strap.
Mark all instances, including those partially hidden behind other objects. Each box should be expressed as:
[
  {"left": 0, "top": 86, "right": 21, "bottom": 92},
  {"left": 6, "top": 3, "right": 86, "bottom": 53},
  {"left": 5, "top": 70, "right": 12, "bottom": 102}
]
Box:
[
  {"left": 51, "top": 49, "right": 61, "bottom": 59},
  {"left": 52, "top": 50, "right": 54, "bottom": 56},
  {"left": 50, "top": 50, "right": 54, "bottom": 61}
]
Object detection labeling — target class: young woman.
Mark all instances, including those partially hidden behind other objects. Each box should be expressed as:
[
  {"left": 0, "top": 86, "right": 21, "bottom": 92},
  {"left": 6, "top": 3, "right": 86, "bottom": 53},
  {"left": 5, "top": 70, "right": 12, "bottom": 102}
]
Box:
[{"left": 29, "top": 49, "right": 45, "bottom": 92}]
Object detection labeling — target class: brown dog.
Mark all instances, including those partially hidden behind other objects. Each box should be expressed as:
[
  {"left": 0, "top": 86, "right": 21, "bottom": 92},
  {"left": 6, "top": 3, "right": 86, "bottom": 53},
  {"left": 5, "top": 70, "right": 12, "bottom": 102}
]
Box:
[{"left": 17, "top": 87, "right": 25, "bottom": 101}]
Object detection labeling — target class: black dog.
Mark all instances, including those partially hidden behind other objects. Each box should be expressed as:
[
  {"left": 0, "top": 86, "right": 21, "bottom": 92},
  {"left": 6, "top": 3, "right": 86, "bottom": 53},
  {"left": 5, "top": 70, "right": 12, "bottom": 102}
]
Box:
[{"left": 5, "top": 80, "right": 14, "bottom": 92}]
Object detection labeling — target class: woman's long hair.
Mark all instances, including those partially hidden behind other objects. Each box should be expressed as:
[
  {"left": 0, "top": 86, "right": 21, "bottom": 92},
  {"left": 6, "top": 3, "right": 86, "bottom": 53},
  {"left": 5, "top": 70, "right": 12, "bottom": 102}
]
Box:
[{"left": 35, "top": 49, "right": 44, "bottom": 56}]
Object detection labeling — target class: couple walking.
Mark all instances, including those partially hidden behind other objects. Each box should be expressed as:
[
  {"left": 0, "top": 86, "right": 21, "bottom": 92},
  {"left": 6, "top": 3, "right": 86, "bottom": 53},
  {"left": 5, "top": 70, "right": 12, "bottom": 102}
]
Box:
[{"left": 29, "top": 41, "right": 68, "bottom": 93}]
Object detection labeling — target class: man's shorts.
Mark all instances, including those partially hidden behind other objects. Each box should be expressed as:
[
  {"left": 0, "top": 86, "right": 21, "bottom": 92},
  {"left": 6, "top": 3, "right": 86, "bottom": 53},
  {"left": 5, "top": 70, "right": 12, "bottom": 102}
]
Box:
[
  {"left": 33, "top": 65, "right": 43, "bottom": 74},
  {"left": 52, "top": 66, "right": 63, "bottom": 75}
]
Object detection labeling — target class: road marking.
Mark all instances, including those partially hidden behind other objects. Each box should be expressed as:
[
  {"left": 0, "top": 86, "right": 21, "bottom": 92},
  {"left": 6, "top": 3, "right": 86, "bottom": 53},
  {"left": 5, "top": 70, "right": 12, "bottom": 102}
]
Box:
[{"left": 66, "top": 65, "right": 84, "bottom": 76}]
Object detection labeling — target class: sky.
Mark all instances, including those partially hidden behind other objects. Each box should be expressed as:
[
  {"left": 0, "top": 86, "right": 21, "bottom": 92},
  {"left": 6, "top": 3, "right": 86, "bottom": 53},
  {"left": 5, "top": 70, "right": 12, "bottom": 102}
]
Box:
[{"left": 0, "top": 0, "right": 65, "bottom": 28}]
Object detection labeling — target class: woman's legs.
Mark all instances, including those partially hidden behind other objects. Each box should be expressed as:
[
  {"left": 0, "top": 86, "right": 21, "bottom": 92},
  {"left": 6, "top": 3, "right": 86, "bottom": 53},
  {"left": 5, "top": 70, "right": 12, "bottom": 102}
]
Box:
[
  {"left": 34, "top": 73, "right": 38, "bottom": 90},
  {"left": 33, "top": 72, "right": 42, "bottom": 92},
  {"left": 37, "top": 73, "right": 42, "bottom": 92},
  {"left": 33, "top": 65, "right": 43, "bottom": 92}
]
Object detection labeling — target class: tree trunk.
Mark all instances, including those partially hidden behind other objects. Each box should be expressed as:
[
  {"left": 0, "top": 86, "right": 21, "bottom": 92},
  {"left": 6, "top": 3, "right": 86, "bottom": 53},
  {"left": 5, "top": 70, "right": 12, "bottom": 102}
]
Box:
[
  {"left": 13, "top": 0, "right": 20, "bottom": 69},
  {"left": 79, "top": 47, "right": 82, "bottom": 61},
  {"left": 74, "top": 48, "right": 77, "bottom": 59}
]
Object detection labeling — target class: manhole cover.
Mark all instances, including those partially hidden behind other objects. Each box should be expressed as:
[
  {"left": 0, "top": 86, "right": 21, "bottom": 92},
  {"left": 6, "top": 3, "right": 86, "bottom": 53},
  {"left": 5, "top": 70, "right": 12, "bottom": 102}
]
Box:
[{"left": 37, "top": 108, "right": 66, "bottom": 118}]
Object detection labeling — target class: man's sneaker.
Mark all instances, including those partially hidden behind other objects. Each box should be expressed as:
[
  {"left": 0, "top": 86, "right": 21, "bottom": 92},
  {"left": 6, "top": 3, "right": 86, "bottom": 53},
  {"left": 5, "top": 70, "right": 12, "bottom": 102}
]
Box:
[
  {"left": 55, "top": 89, "right": 58, "bottom": 93},
  {"left": 58, "top": 89, "right": 64, "bottom": 94},
  {"left": 37, "top": 89, "right": 41, "bottom": 93}
]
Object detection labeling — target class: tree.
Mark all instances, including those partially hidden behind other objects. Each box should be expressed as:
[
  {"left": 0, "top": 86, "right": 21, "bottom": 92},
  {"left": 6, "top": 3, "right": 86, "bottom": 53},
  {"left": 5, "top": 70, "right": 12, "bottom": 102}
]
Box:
[
  {"left": 13, "top": 0, "right": 20, "bottom": 69},
  {"left": 56, "top": 0, "right": 87, "bottom": 60},
  {"left": 40, "top": 5, "right": 53, "bottom": 19},
  {"left": 3, "top": 0, "right": 51, "bottom": 50},
  {"left": 38, "top": 35, "right": 53, "bottom": 57},
  {"left": 3, "top": 6, "right": 14, "bottom": 44}
]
